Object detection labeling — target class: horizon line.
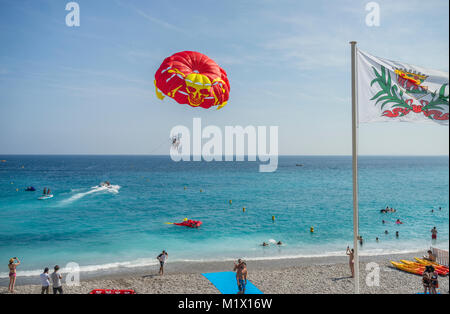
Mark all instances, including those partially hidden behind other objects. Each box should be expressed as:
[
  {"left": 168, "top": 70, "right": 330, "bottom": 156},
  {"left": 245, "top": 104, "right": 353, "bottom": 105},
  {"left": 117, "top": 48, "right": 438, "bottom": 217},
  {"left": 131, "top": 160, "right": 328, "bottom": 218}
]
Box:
[{"left": 0, "top": 154, "right": 448, "bottom": 157}]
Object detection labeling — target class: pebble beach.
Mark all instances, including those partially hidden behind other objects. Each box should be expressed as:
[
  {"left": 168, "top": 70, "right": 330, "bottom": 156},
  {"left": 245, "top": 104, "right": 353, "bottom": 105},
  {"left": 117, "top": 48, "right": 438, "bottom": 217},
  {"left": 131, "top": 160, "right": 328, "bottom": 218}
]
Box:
[{"left": 2, "top": 252, "right": 448, "bottom": 294}]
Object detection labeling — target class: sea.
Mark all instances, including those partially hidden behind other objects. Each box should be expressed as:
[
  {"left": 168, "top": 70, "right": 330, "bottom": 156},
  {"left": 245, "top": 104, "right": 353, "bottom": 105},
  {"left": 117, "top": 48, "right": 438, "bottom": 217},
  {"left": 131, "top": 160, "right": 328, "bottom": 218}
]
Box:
[{"left": 0, "top": 155, "right": 448, "bottom": 280}]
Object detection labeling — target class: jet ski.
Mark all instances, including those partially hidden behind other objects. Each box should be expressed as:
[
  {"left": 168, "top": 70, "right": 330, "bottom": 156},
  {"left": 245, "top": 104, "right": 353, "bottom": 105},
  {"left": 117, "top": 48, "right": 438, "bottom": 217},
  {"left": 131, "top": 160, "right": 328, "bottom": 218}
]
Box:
[{"left": 25, "top": 186, "right": 36, "bottom": 191}]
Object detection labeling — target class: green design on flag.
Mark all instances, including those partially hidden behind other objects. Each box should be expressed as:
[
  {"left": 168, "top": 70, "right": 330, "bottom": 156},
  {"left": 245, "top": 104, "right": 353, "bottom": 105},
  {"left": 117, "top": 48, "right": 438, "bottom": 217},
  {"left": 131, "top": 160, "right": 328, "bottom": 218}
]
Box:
[{"left": 357, "top": 49, "right": 449, "bottom": 125}]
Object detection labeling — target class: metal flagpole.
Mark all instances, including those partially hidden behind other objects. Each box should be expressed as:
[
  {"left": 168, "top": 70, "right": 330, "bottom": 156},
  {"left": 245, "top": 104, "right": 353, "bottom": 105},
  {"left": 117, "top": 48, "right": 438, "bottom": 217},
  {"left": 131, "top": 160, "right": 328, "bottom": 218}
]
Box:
[{"left": 350, "top": 41, "right": 360, "bottom": 294}]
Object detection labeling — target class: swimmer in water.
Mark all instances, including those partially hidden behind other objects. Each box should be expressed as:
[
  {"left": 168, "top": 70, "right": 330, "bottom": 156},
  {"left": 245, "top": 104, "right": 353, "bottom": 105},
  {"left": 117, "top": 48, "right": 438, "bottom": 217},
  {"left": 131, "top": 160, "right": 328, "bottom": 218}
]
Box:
[
  {"left": 276, "top": 241, "right": 283, "bottom": 245},
  {"left": 262, "top": 242, "right": 268, "bottom": 247}
]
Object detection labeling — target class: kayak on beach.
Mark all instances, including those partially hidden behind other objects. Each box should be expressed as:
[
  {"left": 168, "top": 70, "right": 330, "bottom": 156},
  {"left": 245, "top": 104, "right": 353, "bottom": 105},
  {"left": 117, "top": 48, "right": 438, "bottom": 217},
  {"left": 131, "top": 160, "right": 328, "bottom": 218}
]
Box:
[
  {"left": 391, "top": 261, "right": 449, "bottom": 276},
  {"left": 414, "top": 257, "right": 449, "bottom": 269},
  {"left": 399, "top": 260, "right": 449, "bottom": 276}
]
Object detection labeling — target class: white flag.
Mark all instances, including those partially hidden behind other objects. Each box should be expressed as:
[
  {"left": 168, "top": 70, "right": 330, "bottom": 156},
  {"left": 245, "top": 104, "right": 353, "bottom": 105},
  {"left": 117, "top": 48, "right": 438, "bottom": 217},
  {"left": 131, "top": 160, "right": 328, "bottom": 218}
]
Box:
[{"left": 357, "top": 49, "right": 449, "bottom": 126}]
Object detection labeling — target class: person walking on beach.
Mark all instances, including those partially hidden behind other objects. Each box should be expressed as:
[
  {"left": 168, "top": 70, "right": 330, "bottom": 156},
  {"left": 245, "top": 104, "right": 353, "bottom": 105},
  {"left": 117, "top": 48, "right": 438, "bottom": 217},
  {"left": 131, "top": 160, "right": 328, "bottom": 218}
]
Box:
[
  {"left": 157, "top": 250, "right": 168, "bottom": 276},
  {"left": 431, "top": 227, "right": 438, "bottom": 240},
  {"left": 8, "top": 257, "right": 20, "bottom": 293},
  {"left": 346, "top": 247, "right": 355, "bottom": 278},
  {"left": 233, "top": 259, "right": 247, "bottom": 294},
  {"left": 40, "top": 267, "right": 50, "bottom": 294},
  {"left": 51, "top": 265, "right": 63, "bottom": 294}
]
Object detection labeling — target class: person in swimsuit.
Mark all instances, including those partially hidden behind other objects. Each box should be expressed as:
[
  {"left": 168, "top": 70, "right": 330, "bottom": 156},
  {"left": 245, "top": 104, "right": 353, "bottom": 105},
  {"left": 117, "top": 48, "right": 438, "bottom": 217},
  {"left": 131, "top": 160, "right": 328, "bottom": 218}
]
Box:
[
  {"left": 431, "top": 227, "right": 437, "bottom": 240},
  {"left": 430, "top": 268, "right": 439, "bottom": 294},
  {"left": 233, "top": 259, "right": 247, "bottom": 294},
  {"left": 8, "top": 257, "right": 20, "bottom": 293},
  {"left": 423, "top": 265, "right": 437, "bottom": 294},
  {"left": 157, "top": 250, "right": 168, "bottom": 276},
  {"left": 47, "top": 188, "right": 51, "bottom": 195},
  {"left": 346, "top": 247, "right": 354, "bottom": 278}
]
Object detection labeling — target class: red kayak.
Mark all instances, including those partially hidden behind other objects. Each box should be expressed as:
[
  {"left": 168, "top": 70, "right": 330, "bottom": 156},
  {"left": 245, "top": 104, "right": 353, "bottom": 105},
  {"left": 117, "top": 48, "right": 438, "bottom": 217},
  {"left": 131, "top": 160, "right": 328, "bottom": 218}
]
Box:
[
  {"left": 89, "top": 289, "right": 136, "bottom": 294},
  {"left": 173, "top": 219, "right": 202, "bottom": 228}
]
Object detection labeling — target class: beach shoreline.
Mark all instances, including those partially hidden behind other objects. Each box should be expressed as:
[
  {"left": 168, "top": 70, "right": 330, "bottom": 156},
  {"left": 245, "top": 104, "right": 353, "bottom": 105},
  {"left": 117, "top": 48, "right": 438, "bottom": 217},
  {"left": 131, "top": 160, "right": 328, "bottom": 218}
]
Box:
[{"left": 2, "top": 250, "right": 448, "bottom": 294}]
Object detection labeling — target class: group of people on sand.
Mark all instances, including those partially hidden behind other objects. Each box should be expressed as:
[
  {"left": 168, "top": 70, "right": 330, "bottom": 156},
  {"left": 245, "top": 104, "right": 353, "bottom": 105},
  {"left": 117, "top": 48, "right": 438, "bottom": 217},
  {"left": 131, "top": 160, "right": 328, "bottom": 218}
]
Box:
[
  {"left": 7, "top": 258, "right": 62, "bottom": 294},
  {"left": 39, "top": 266, "right": 63, "bottom": 294},
  {"left": 422, "top": 264, "right": 439, "bottom": 294},
  {"left": 156, "top": 250, "right": 249, "bottom": 294}
]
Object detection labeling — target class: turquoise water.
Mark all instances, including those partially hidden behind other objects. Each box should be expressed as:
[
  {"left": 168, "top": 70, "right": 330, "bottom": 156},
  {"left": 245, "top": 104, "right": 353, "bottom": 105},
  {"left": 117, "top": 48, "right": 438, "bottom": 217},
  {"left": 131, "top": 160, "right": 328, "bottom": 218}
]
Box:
[{"left": 0, "top": 155, "right": 448, "bottom": 278}]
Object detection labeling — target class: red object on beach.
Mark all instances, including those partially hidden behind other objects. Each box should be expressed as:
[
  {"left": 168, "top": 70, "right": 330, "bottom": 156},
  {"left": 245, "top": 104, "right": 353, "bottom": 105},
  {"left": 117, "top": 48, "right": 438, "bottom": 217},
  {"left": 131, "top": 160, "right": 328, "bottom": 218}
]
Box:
[
  {"left": 89, "top": 289, "right": 136, "bottom": 295},
  {"left": 173, "top": 219, "right": 202, "bottom": 228}
]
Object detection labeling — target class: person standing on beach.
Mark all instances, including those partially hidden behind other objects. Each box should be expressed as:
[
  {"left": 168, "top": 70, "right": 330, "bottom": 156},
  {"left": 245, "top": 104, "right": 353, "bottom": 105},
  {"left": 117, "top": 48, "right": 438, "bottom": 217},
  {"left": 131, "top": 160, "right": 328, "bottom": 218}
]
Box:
[
  {"left": 233, "top": 259, "right": 247, "bottom": 294},
  {"left": 40, "top": 267, "right": 50, "bottom": 294},
  {"left": 51, "top": 265, "right": 63, "bottom": 294},
  {"left": 8, "top": 257, "right": 20, "bottom": 293},
  {"left": 346, "top": 247, "right": 354, "bottom": 278},
  {"left": 422, "top": 265, "right": 438, "bottom": 294},
  {"left": 431, "top": 227, "right": 438, "bottom": 240},
  {"left": 157, "top": 250, "right": 168, "bottom": 276}
]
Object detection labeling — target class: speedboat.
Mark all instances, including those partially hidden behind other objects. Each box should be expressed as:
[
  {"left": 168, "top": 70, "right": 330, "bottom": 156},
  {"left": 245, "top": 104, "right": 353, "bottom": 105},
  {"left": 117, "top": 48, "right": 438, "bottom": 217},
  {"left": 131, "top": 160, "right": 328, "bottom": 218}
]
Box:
[{"left": 38, "top": 194, "right": 53, "bottom": 200}]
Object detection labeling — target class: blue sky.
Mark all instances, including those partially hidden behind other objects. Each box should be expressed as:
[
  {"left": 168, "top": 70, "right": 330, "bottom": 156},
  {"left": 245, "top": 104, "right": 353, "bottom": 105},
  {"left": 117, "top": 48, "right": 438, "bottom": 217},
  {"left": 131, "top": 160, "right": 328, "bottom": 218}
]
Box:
[{"left": 0, "top": 0, "right": 448, "bottom": 155}]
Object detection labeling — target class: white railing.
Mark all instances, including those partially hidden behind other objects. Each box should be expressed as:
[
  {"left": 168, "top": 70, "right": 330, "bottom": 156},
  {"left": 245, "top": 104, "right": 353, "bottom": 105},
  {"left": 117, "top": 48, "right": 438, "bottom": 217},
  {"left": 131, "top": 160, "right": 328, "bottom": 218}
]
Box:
[{"left": 431, "top": 247, "right": 449, "bottom": 267}]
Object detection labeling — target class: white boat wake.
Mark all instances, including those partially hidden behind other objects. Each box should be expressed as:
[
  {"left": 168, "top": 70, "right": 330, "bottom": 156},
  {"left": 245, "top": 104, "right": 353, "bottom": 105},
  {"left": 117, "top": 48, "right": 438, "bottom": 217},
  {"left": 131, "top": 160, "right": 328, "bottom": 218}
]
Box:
[{"left": 60, "top": 184, "right": 120, "bottom": 205}]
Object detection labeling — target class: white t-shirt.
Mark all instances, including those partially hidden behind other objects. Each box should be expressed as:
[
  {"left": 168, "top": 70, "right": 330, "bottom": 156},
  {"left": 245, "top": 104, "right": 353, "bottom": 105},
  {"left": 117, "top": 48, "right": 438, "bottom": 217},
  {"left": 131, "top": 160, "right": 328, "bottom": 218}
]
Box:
[
  {"left": 40, "top": 273, "right": 50, "bottom": 287},
  {"left": 51, "top": 272, "right": 62, "bottom": 288},
  {"left": 158, "top": 253, "right": 167, "bottom": 263}
]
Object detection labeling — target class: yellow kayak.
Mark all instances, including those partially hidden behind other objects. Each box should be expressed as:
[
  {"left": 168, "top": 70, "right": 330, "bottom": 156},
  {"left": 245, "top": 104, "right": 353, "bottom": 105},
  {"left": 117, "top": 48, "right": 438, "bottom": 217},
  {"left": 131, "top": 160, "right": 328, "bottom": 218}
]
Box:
[
  {"left": 391, "top": 261, "right": 423, "bottom": 275},
  {"left": 401, "top": 260, "right": 448, "bottom": 275},
  {"left": 414, "top": 257, "right": 449, "bottom": 270}
]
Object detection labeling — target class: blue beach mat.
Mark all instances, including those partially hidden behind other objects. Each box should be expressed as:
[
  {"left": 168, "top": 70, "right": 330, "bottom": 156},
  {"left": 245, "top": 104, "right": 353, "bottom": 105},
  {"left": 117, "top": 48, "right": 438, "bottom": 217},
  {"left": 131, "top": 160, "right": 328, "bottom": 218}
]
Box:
[{"left": 202, "top": 272, "right": 263, "bottom": 294}]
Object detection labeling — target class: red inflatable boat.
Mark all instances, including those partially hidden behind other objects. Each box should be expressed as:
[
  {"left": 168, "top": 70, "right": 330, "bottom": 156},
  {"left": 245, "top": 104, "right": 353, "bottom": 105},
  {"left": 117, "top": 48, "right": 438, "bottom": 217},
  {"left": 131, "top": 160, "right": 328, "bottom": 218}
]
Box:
[{"left": 173, "top": 219, "right": 202, "bottom": 228}]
